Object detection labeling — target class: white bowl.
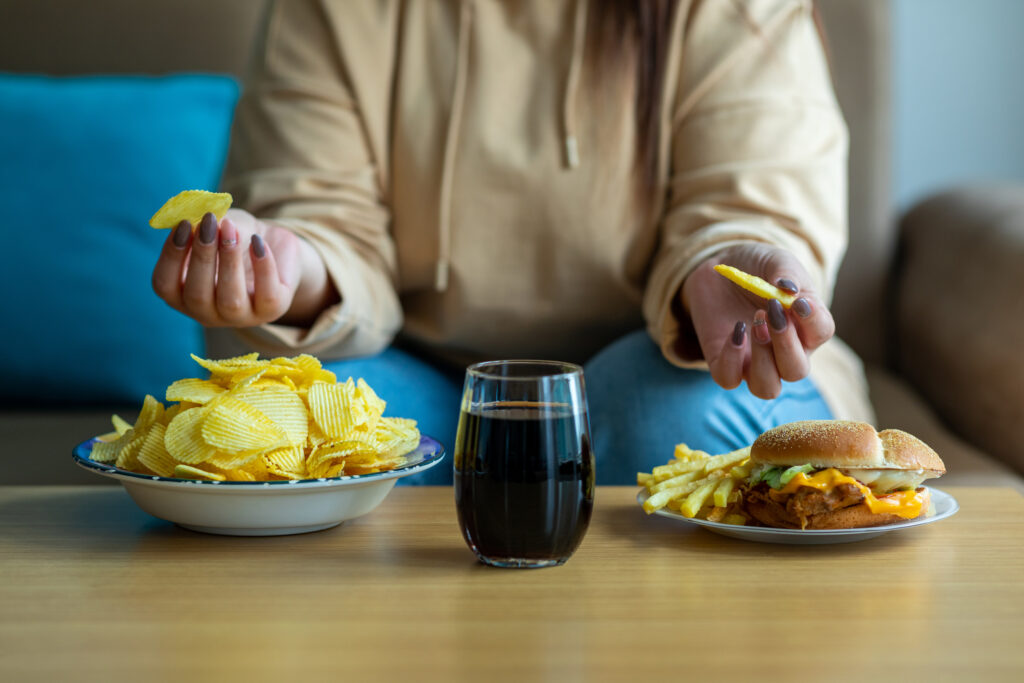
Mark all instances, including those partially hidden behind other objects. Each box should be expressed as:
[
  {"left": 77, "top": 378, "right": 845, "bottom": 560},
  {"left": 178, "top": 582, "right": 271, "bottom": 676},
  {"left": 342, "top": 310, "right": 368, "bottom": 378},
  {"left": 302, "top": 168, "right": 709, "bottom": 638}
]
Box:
[{"left": 72, "top": 435, "right": 445, "bottom": 536}]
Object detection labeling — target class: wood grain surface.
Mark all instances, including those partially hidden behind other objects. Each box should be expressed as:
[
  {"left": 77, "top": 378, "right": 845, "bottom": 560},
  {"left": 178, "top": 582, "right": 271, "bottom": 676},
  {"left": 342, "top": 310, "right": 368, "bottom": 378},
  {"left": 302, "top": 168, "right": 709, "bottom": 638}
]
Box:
[{"left": 1, "top": 486, "right": 1021, "bottom": 682}]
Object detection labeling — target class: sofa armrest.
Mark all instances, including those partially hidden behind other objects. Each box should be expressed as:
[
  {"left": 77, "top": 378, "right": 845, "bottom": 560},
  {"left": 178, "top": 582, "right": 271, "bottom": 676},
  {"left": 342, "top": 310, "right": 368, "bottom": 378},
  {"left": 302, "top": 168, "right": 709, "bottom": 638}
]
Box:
[{"left": 894, "top": 186, "right": 1024, "bottom": 475}]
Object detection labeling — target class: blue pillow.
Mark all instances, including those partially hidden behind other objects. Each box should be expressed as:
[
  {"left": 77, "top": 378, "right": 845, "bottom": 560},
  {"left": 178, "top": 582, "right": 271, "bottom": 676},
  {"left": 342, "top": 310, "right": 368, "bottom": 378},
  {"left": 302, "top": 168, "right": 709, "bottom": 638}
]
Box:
[{"left": 0, "top": 73, "right": 239, "bottom": 405}]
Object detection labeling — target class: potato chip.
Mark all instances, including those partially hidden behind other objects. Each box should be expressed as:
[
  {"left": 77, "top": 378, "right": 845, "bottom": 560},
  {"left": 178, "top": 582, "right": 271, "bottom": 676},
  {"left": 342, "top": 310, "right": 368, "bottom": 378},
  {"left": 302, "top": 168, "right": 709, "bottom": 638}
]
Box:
[
  {"left": 307, "top": 440, "right": 375, "bottom": 478},
  {"left": 137, "top": 423, "right": 177, "bottom": 477},
  {"left": 172, "top": 464, "right": 226, "bottom": 481},
  {"left": 308, "top": 380, "right": 361, "bottom": 438},
  {"left": 134, "top": 394, "right": 165, "bottom": 432},
  {"left": 166, "top": 378, "right": 226, "bottom": 405},
  {"left": 101, "top": 352, "right": 420, "bottom": 481},
  {"left": 91, "top": 431, "right": 131, "bottom": 463},
  {"left": 190, "top": 352, "right": 261, "bottom": 379},
  {"left": 233, "top": 385, "right": 309, "bottom": 445},
  {"left": 149, "top": 190, "right": 232, "bottom": 229},
  {"left": 205, "top": 448, "right": 263, "bottom": 471},
  {"left": 111, "top": 414, "right": 133, "bottom": 436},
  {"left": 262, "top": 444, "right": 306, "bottom": 478},
  {"left": 293, "top": 354, "right": 337, "bottom": 385},
  {"left": 201, "top": 396, "right": 287, "bottom": 453},
  {"left": 713, "top": 264, "right": 797, "bottom": 308},
  {"left": 164, "top": 407, "right": 219, "bottom": 464},
  {"left": 115, "top": 432, "right": 145, "bottom": 471}
]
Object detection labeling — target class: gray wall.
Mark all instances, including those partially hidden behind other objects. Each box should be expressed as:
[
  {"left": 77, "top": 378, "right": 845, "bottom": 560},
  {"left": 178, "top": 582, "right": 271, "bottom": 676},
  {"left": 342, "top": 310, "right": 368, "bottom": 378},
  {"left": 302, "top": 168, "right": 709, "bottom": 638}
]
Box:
[{"left": 893, "top": 0, "right": 1024, "bottom": 210}]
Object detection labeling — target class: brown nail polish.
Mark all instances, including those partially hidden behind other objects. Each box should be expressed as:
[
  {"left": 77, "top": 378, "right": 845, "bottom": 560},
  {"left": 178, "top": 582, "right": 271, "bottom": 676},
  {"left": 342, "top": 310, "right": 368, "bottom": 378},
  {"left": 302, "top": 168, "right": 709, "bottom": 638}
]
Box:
[
  {"left": 793, "top": 298, "right": 812, "bottom": 318},
  {"left": 777, "top": 278, "right": 798, "bottom": 294},
  {"left": 731, "top": 321, "right": 746, "bottom": 346},
  {"left": 172, "top": 220, "right": 191, "bottom": 248},
  {"left": 198, "top": 212, "right": 217, "bottom": 245},
  {"left": 251, "top": 234, "right": 266, "bottom": 259},
  {"left": 768, "top": 299, "right": 787, "bottom": 331}
]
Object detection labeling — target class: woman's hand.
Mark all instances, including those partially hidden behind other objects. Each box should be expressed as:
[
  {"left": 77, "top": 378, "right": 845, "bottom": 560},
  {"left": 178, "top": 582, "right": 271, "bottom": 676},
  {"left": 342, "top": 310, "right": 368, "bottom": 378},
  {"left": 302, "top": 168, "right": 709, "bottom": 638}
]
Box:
[
  {"left": 681, "top": 243, "right": 835, "bottom": 399},
  {"left": 151, "top": 208, "right": 335, "bottom": 328}
]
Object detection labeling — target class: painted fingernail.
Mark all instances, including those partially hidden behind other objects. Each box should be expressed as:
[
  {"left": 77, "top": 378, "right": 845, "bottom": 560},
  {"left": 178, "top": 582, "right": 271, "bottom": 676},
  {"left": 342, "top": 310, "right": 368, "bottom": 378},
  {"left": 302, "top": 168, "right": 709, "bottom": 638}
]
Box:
[
  {"left": 251, "top": 234, "right": 266, "bottom": 259},
  {"left": 198, "top": 212, "right": 217, "bottom": 245},
  {"left": 172, "top": 220, "right": 191, "bottom": 248},
  {"left": 752, "top": 311, "right": 770, "bottom": 344},
  {"left": 792, "top": 297, "right": 812, "bottom": 318},
  {"left": 777, "top": 278, "right": 799, "bottom": 294},
  {"left": 731, "top": 321, "right": 746, "bottom": 346},
  {"left": 768, "top": 299, "right": 787, "bottom": 332}
]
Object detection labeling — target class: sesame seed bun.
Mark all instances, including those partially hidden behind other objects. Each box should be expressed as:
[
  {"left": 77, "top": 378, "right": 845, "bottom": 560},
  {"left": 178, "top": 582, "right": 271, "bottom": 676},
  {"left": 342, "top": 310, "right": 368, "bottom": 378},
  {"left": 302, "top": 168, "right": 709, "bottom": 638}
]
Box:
[{"left": 751, "top": 420, "right": 946, "bottom": 475}]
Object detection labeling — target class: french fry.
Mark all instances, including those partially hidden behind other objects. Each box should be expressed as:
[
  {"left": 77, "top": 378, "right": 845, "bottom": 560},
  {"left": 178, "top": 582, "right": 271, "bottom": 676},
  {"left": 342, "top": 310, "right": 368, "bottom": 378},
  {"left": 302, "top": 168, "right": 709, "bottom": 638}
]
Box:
[
  {"left": 673, "top": 442, "right": 713, "bottom": 462},
  {"left": 639, "top": 442, "right": 752, "bottom": 524},
  {"left": 642, "top": 478, "right": 709, "bottom": 514},
  {"left": 680, "top": 478, "right": 721, "bottom": 518},
  {"left": 713, "top": 477, "right": 735, "bottom": 508},
  {"left": 703, "top": 447, "right": 750, "bottom": 474},
  {"left": 649, "top": 469, "right": 702, "bottom": 494},
  {"left": 652, "top": 458, "right": 707, "bottom": 482}
]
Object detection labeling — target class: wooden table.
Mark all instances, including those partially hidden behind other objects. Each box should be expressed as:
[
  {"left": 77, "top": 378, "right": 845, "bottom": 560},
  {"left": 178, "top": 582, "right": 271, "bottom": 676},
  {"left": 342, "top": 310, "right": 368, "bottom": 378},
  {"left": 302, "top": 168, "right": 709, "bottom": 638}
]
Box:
[{"left": 1, "top": 486, "right": 1021, "bottom": 682}]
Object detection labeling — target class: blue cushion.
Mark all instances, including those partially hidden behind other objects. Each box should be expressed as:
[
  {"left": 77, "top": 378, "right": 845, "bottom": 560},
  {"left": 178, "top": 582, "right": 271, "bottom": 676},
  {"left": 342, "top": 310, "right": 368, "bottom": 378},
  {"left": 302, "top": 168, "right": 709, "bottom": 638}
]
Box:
[{"left": 0, "top": 73, "right": 239, "bottom": 404}]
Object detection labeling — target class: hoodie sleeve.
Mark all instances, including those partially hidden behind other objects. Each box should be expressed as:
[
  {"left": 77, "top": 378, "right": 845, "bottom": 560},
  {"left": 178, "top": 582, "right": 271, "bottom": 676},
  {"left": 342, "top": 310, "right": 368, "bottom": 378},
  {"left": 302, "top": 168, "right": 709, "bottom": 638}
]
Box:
[
  {"left": 642, "top": 0, "right": 848, "bottom": 367},
  {"left": 214, "top": 0, "right": 402, "bottom": 360}
]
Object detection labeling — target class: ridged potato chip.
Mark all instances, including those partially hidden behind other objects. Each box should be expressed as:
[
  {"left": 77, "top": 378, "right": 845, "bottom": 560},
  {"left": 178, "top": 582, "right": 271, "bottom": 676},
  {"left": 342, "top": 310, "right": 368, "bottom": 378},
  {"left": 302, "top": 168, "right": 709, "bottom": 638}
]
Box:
[
  {"left": 173, "top": 464, "right": 226, "bottom": 481},
  {"left": 114, "top": 433, "right": 145, "bottom": 471},
  {"left": 233, "top": 385, "right": 308, "bottom": 445},
  {"left": 149, "top": 190, "right": 232, "bottom": 229},
  {"left": 308, "top": 381, "right": 361, "bottom": 439},
  {"left": 91, "top": 431, "right": 130, "bottom": 463},
  {"left": 111, "top": 414, "right": 133, "bottom": 436},
  {"left": 262, "top": 444, "right": 307, "bottom": 479},
  {"left": 166, "top": 378, "right": 225, "bottom": 405},
  {"left": 92, "top": 353, "right": 420, "bottom": 482},
  {"left": 138, "top": 423, "right": 177, "bottom": 477},
  {"left": 202, "top": 396, "right": 287, "bottom": 453},
  {"left": 165, "top": 407, "right": 219, "bottom": 464}
]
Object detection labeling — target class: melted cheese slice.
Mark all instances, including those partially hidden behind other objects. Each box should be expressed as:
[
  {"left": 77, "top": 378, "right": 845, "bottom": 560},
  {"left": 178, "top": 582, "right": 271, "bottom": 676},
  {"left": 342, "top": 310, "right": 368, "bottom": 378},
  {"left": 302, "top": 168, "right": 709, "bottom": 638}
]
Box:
[{"left": 776, "top": 468, "right": 926, "bottom": 519}]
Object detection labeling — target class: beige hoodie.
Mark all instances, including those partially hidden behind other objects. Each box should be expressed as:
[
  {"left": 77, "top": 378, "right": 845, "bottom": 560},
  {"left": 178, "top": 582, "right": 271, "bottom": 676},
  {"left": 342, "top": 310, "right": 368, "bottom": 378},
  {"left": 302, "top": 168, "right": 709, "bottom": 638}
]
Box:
[{"left": 210, "top": 0, "right": 873, "bottom": 423}]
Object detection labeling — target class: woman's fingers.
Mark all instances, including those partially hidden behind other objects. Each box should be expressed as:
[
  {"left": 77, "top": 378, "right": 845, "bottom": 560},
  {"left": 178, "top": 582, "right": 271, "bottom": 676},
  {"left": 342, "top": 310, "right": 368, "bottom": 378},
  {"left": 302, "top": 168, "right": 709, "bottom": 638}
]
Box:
[
  {"left": 152, "top": 220, "right": 192, "bottom": 309},
  {"left": 748, "top": 309, "right": 781, "bottom": 399},
  {"left": 709, "top": 321, "right": 747, "bottom": 390},
  {"left": 214, "top": 218, "right": 253, "bottom": 324},
  {"left": 790, "top": 295, "right": 835, "bottom": 351},
  {"left": 766, "top": 299, "right": 810, "bottom": 382},
  {"left": 250, "top": 234, "right": 290, "bottom": 321},
  {"left": 181, "top": 212, "right": 221, "bottom": 324}
]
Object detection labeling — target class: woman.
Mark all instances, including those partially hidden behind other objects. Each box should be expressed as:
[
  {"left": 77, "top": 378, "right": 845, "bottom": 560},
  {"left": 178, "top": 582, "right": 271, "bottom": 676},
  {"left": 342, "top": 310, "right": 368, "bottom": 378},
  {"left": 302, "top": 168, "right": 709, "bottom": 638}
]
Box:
[{"left": 151, "top": 0, "right": 872, "bottom": 484}]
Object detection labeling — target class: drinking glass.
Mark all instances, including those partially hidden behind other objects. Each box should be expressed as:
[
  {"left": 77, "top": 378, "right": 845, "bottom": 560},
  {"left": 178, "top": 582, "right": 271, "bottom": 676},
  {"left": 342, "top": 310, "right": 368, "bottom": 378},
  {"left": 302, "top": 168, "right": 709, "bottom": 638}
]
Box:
[{"left": 454, "top": 360, "right": 595, "bottom": 568}]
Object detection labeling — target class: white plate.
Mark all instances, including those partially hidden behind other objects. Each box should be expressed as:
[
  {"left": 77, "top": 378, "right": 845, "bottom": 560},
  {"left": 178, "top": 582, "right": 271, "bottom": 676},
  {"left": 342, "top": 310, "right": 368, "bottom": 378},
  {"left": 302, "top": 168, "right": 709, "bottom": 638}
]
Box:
[
  {"left": 73, "top": 435, "right": 445, "bottom": 536},
  {"left": 637, "top": 487, "right": 959, "bottom": 545}
]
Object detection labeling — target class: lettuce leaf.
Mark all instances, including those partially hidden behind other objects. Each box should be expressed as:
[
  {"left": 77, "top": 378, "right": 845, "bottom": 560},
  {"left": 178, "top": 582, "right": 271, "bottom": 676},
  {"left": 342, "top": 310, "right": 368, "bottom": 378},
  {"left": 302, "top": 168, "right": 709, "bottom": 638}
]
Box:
[
  {"left": 779, "top": 464, "right": 814, "bottom": 486},
  {"left": 751, "top": 464, "right": 815, "bottom": 489}
]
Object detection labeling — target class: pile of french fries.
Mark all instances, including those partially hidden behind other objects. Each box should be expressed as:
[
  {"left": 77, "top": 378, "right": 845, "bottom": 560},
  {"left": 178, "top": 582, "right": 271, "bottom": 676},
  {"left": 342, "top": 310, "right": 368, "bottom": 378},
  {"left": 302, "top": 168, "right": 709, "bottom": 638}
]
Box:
[{"left": 638, "top": 443, "right": 751, "bottom": 525}]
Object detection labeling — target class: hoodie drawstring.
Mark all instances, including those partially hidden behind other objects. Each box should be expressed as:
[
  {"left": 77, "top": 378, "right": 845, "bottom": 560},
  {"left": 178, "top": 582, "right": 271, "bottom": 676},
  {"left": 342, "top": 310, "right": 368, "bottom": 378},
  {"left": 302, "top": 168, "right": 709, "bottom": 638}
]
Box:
[
  {"left": 563, "top": 0, "right": 587, "bottom": 169},
  {"left": 435, "top": 0, "right": 586, "bottom": 292},
  {"left": 436, "top": 0, "right": 473, "bottom": 291}
]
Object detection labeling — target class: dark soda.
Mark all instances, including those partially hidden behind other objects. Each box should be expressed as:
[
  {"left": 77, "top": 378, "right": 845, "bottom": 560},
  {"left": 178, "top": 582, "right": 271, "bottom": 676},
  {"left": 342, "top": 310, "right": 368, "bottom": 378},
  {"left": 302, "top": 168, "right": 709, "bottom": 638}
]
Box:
[{"left": 454, "top": 401, "right": 594, "bottom": 566}]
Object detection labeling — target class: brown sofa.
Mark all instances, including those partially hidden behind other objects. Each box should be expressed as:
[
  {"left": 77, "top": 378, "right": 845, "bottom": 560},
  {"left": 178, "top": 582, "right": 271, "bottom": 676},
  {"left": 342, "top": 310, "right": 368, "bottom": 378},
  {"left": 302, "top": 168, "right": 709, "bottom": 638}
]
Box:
[{"left": 2, "top": 0, "right": 1021, "bottom": 491}]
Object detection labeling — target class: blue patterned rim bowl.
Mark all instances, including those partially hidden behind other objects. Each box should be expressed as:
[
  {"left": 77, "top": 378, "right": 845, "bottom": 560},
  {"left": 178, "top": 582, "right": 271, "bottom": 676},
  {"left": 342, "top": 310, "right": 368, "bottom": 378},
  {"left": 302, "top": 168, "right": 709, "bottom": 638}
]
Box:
[{"left": 72, "top": 435, "right": 446, "bottom": 536}]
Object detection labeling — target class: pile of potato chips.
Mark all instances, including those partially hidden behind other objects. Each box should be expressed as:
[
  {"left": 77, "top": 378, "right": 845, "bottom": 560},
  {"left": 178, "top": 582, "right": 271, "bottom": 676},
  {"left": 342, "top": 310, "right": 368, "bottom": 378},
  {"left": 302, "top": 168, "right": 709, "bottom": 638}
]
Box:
[
  {"left": 638, "top": 443, "right": 751, "bottom": 524},
  {"left": 90, "top": 353, "right": 420, "bottom": 481}
]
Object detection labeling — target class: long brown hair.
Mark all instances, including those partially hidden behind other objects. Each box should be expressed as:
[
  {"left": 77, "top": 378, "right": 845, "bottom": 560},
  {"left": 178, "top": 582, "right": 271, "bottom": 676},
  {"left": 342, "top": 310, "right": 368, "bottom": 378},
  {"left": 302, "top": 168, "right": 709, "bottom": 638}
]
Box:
[{"left": 587, "top": 0, "right": 679, "bottom": 203}]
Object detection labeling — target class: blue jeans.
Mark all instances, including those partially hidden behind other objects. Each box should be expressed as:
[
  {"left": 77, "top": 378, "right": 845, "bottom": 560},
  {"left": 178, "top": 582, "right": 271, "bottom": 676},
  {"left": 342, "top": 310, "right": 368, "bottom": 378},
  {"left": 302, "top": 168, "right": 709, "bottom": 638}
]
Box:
[{"left": 323, "top": 331, "right": 832, "bottom": 486}]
